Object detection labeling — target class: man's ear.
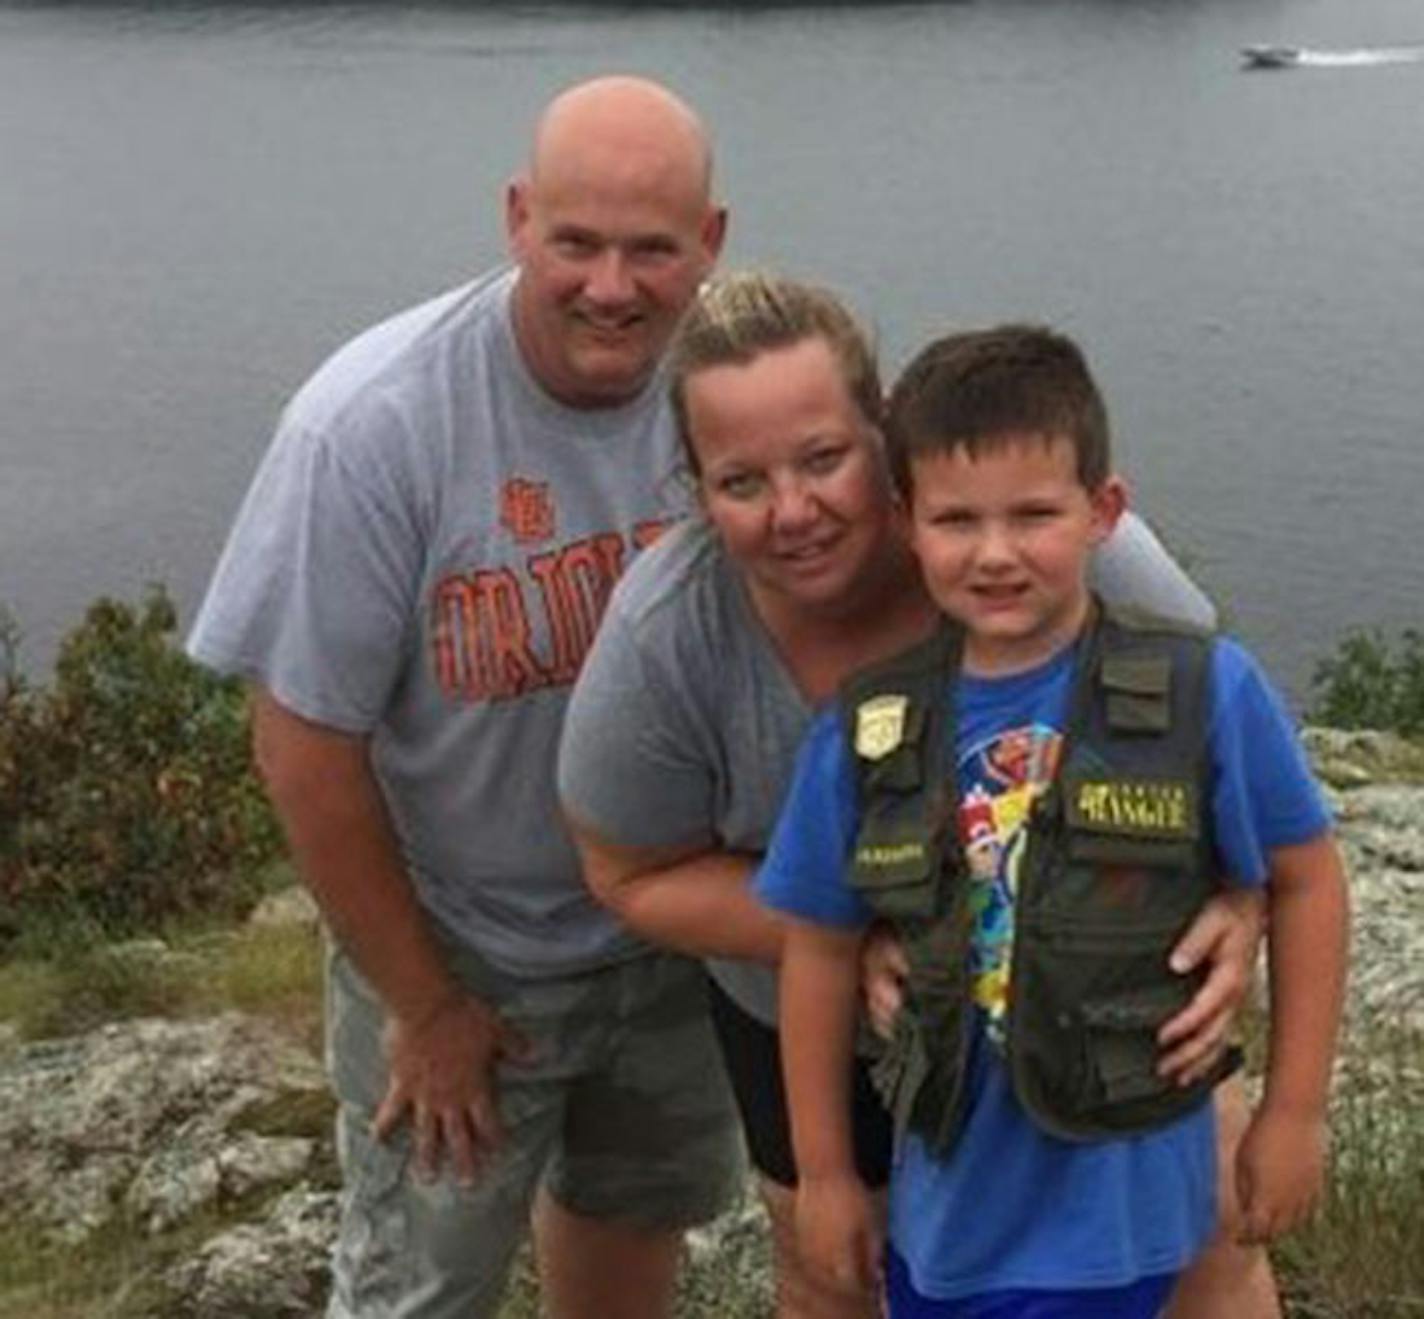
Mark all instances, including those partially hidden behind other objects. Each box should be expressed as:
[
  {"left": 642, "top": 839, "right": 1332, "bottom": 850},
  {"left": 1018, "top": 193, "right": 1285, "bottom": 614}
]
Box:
[
  {"left": 505, "top": 176, "right": 532, "bottom": 251},
  {"left": 1090, "top": 473, "right": 1128, "bottom": 543},
  {"left": 700, "top": 205, "right": 729, "bottom": 264}
]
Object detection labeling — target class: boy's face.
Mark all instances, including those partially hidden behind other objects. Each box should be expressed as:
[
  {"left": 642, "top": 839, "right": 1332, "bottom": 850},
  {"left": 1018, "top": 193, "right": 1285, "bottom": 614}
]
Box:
[{"left": 908, "top": 432, "right": 1124, "bottom": 675}]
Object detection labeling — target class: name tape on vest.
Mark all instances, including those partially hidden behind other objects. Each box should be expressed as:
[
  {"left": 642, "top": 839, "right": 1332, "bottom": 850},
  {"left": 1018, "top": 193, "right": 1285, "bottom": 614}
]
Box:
[
  {"left": 1066, "top": 777, "right": 1198, "bottom": 840},
  {"left": 854, "top": 840, "right": 927, "bottom": 869}
]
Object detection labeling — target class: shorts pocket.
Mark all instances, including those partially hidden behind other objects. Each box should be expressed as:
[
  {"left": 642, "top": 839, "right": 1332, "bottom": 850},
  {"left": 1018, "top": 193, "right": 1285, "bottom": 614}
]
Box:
[{"left": 332, "top": 1118, "right": 413, "bottom": 1312}]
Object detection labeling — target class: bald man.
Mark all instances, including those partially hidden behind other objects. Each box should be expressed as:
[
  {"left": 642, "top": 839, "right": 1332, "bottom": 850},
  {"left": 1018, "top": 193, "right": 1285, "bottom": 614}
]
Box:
[{"left": 188, "top": 77, "right": 737, "bottom": 1319}]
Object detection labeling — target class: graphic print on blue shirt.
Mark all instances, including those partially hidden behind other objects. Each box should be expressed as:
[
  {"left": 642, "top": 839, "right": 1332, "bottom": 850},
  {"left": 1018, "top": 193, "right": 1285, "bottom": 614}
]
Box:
[{"left": 958, "top": 722, "right": 1062, "bottom": 1050}]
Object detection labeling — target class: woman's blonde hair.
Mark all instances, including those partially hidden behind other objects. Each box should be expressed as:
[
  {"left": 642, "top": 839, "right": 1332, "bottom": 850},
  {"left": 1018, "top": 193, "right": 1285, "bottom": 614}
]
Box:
[{"left": 668, "top": 271, "right": 882, "bottom": 474}]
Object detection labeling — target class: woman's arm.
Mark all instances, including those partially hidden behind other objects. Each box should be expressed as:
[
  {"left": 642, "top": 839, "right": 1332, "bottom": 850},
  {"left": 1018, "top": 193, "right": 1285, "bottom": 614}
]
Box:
[
  {"left": 567, "top": 817, "right": 785, "bottom": 963},
  {"left": 1156, "top": 886, "right": 1267, "bottom": 1084},
  {"left": 1092, "top": 509, "right": 1217, "bottom": 628}
]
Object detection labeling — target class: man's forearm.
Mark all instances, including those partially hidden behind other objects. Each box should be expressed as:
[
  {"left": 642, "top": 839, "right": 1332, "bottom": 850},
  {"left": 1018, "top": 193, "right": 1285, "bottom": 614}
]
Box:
[{"left": 253, "top": 690, "right": 460, "bottom": 1024}]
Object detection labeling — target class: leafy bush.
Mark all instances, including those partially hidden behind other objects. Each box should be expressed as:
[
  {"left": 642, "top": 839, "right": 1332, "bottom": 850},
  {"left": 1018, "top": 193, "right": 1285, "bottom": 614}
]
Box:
[
  {"left": 0, "top": 588, "right": 283, "bottom": 945},
  {"left": 1310, "top": 628, "right": 1424, "bottom": 739}
]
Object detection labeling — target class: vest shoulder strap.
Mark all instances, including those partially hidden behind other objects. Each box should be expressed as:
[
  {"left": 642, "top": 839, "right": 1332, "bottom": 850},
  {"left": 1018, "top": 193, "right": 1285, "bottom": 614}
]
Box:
[
  {"left": 1073, "top": 599, "right": 1216, "bottom": 744},
  {"left": 838, "top": 619, "right": 962, "bottom": 794}
]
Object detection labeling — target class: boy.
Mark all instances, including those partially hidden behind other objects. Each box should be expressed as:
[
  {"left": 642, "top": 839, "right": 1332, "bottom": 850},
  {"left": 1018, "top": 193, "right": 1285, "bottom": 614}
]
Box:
[{"left": 757, "top": 326, "right": 1349, "bottom": 1318}]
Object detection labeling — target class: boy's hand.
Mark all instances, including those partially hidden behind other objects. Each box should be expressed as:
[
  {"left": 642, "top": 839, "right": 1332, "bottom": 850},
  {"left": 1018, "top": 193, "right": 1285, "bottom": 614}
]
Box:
[
  {"left": 796, "top": 1171, "right": 883, "bottom": 1297},
  {"left": 1235, "top": 1104, "right": 1327, "bottom": 1244}
]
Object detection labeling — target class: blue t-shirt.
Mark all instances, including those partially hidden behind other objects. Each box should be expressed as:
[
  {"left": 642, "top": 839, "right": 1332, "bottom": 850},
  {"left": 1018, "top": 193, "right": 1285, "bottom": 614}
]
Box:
[{"left": 757, "top": 636, "right": 1330, "bottom": 1301}]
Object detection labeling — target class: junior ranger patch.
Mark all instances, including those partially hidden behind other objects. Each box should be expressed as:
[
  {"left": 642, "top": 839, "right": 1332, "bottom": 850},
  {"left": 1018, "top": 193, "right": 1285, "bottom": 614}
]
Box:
[
  {"left": 1067, "top": 777, "right": 1198, "bottom": 840},
  {"left": 854, "top": 694, "right": 910, "bottom": 762}
]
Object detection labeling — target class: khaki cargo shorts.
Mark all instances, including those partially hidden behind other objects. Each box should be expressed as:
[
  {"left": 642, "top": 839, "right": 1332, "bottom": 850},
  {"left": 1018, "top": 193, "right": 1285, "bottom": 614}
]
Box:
[{"left": 324, "top": 942, "right": 743, "bottom": 1319}]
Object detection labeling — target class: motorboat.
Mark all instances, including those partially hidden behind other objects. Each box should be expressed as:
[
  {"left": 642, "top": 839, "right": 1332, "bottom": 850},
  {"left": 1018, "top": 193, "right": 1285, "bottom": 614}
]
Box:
[{"left": 1241, "top": 45, "right": 1300, "bottom": 69}]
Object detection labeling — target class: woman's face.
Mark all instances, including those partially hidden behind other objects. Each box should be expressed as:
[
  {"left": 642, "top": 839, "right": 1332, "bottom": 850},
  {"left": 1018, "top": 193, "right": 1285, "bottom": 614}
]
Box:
[{"left": 683, "top": 335, "right": 899, "bottom": 616}]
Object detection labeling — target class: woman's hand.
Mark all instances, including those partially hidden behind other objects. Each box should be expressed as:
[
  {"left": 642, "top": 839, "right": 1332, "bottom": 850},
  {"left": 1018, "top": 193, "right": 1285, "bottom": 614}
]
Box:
[
  {"left": 859, "top": 921, "right": 910, "bottom": 1040},
  {"left": 1158, "top": 888, "right": 1266, "bottom": 1085}
]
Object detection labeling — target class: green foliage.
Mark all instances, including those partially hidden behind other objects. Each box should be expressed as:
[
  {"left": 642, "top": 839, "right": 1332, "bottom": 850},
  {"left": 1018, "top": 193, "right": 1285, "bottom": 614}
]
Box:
[
  {"left": 1310, "top": 628, "right": 1424, "bottom": 739},
  {"left": 0, "top": 587, "right": 283, "bottom": 945}
]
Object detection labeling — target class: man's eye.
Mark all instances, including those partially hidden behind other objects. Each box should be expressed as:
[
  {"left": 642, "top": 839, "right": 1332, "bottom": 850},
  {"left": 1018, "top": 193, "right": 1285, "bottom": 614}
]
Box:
[{"left": 630, "top": 240, "right": 678, "bottom": 262}]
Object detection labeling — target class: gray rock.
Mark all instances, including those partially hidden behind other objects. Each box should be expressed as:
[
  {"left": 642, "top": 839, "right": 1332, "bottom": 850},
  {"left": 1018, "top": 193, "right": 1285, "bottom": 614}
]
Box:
[
  {"left": 126, "top": 1125, "right": 313, "bottom": 1234},
  {"left": 164, "top": 1186, "right": 339, "bottom": 1317},
  {"left": 0, "top": 1014, "right": 326, "bottom": 1243},
  {"left": 247, "top": 886, "right": 321, "bottom": 932}
]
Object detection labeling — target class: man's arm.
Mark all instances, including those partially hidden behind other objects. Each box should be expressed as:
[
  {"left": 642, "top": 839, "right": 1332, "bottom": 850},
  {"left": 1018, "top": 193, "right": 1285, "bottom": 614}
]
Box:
[
  {"left": 567, "top": 817, "right": 783, "bottom": 964},
  {"left": 780, "top": 918, "right": 882, "bottom": 1296},
  {"left": 1236, "top": 833, "right": 1350, "bottom": 1243},
  {"left": 252, "top": 688, "right": 524, "bottom": 1184}
]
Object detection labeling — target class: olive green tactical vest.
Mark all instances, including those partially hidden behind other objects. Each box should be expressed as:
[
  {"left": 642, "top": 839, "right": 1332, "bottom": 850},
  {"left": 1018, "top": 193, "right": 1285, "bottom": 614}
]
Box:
[{"left": 842, "top": 603, "right": 1239, "bottom": 1155}]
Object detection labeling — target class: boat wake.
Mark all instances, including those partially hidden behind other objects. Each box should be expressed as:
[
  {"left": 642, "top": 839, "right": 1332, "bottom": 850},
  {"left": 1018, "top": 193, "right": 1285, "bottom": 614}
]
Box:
[{"left": 1243, "top": 43, "right": 1424, "bottom": 70}]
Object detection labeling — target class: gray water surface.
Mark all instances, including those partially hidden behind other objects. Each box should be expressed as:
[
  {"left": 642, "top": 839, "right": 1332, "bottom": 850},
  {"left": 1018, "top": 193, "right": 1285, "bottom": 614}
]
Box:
[{"left": 3, "top": 0, "right": 1422, "bottom": 696}]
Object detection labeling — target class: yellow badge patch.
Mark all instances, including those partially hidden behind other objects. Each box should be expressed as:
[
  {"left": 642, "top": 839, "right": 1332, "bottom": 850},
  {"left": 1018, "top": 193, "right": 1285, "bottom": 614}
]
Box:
[{"left": 854, "top": 694, "right": 909, "bottom": 762}]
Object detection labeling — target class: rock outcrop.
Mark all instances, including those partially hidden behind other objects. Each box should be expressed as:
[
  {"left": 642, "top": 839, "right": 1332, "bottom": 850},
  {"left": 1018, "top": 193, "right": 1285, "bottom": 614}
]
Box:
[{"left": 1, "top": 731, "right": 1419, "bottom": 1316}]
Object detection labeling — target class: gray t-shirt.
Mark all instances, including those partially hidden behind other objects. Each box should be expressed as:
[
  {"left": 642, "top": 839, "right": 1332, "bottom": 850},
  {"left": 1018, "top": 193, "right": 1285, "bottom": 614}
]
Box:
[
  {"left": 188, "top": 267, "right": 689, "bottom": 979},
  {"left": 557, "top": 512, "right": 1215, "bottom": 1024}
]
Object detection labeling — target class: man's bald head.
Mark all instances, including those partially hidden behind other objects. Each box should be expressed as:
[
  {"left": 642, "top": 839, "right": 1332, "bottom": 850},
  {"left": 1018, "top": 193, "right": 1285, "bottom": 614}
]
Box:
[
  {"left": 528, "top": 76, "right": 714, "bottom": 199},
  {"left": 505, "top": 76, "right": 726, "bottom": 408}
]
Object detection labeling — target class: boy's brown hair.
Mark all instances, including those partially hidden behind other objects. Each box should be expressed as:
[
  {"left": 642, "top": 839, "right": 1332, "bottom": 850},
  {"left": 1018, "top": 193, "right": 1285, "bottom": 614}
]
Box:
[{"left": 885, "top": 325, "right": 1111, "bottom": 495}]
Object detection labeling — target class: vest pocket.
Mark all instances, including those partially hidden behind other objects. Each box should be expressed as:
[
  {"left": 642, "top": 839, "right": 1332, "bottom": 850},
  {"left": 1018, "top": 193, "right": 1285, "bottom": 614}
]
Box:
[
  {"left": 1009, "top": 914, "right": 1203, "bottom": 1139},
  {"left": 850, "top": 837, "right": 938, "bottom": 919},
  {"left": 1076, "top": 979, "right": 1193, "bottom": 1105}
]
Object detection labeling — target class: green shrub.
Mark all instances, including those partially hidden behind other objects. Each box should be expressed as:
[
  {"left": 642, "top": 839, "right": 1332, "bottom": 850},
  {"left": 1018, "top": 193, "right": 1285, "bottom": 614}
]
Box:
[
  {"left": 1310, "top": 628, "right": 1424, "bottom": 739},
  {"left": 0, "top": 588, "right": 282, "bottom": 945}
]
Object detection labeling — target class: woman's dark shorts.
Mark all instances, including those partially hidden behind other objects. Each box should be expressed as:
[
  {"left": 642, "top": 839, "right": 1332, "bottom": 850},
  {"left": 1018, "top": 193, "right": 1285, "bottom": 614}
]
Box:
[{"left": 707, "top": 974, "right": 894, "bottom": 1189}]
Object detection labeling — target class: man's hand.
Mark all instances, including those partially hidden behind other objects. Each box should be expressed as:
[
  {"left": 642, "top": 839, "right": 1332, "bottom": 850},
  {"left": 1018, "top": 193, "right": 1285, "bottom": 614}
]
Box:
[
  {"left": 1235, "top": 1104, "right": 1327, "bottom": 1244},
  {"left": 796, "top": 1172, "right": 883, "bottom": 1298},
  {"left": 1158, "top": 888, "right": 1266, "bottom": 1085},
  {"left": 860, "top": 922, "right": 910, "bottom": 1041},
  {"left": 373, "top": 990, "right": 530, "bottom": 1187}
]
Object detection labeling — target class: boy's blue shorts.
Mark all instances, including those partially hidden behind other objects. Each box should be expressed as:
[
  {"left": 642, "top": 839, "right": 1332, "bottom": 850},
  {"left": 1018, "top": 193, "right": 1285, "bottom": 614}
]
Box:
[{"left": 886, "top": 1248, "right": 1178, "bottom": 1319}]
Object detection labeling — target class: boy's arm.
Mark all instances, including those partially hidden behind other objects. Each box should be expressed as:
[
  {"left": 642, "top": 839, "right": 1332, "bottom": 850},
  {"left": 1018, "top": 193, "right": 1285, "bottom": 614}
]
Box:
[
  {"left": 781, "top": 917, "right": 882, "bottom": 1296},
  {"left": 1237, "top": 833, "right": 1350, "bottom": 1243}
]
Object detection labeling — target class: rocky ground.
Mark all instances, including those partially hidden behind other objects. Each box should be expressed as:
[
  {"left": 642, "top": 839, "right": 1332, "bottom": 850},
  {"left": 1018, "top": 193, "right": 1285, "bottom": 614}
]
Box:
[{"left": 0, "top": 730, "right": 1419, "bottom": 1317}]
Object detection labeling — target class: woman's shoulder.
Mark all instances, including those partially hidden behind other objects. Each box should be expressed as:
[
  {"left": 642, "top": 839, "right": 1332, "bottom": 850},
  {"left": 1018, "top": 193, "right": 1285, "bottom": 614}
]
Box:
[{"left": 606, "top": 517, "right": 739, "bottom": 638}]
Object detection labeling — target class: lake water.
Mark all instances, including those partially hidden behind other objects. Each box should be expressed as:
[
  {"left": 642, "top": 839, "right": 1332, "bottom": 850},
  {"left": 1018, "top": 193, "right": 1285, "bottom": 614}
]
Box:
[{"left": 2, "top": 0, "right": 1421, "bottom": 698}]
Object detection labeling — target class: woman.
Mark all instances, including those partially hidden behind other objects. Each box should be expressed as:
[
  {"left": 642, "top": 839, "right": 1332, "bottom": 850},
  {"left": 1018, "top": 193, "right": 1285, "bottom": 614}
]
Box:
[{"left": 557, "top": 273, "right": 1274, "bottom": 1318}]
